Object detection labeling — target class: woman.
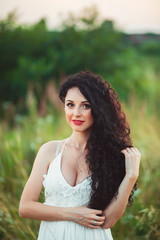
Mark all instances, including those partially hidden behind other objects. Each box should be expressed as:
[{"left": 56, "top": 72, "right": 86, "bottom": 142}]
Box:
[{"left": 19, "top": 71, "right": 141, "bottom": 240}]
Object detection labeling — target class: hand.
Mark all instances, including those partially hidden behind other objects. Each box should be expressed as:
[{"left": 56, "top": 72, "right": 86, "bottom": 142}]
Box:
[
  {"left": 121, "top": 147, "right": 141, "bottom": 180},
  {"left": 70, "top": 206, "right": 105, "bottom": 229}
]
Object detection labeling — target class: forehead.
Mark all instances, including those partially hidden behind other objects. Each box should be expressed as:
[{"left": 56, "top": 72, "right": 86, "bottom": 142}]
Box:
[{"left": 65, "top": 87, "right": 88, "bottom": 102}]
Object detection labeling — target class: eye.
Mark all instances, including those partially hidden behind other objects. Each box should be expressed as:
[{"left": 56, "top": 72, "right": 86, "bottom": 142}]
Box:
[
  {"left": 82, "top": 104, "right": 91, "bottom": 109},
  {"left": 66, "top": 103, "right": 74, "bottom": 107}
]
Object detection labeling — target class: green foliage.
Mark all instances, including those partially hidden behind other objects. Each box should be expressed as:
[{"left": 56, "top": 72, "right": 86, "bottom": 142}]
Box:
[
  {"left": 111, "top": 101, "right": 160, "bottom": 239},
  {"left": 1, "top": 7, "right": 159, "bottom": 114},
  {"left": 140, "top": 40, "right": 160, "bottom": 55},
  {"left": 135, "top": 207, "right": 160, "bottom": 239}
]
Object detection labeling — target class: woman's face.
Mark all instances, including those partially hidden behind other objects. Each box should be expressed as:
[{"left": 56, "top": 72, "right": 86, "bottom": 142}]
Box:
[{"left": 64, "top": 87, "right": 94, "bottom": 133}]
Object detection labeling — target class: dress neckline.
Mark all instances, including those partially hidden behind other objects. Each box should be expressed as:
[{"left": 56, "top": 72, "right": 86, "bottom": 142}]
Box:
[{"left": 59, "top": 138, "right": 91, "bottom": 189}]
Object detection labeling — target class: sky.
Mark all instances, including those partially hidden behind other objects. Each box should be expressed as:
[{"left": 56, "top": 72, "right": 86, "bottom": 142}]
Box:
[{"left": 0, "top": 0, "right": 160, "bottom": 33}]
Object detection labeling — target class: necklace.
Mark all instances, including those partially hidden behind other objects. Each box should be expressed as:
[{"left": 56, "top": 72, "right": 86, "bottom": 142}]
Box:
[
  {"left": 68, "top": 137, "right": 91, "bottom": 179},
  {"left": 69, "top": 137, "right": 88, "bottom": 164}
]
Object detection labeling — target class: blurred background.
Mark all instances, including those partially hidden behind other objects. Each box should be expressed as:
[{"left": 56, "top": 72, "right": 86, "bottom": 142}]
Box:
[{"left": 0, "top": 1, "right": 160, "bottom": 239}]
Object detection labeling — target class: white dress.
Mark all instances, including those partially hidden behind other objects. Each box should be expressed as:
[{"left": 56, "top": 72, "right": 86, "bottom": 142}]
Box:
[{"left": 38, "top": 138, "right": 113, "bottom": 240}]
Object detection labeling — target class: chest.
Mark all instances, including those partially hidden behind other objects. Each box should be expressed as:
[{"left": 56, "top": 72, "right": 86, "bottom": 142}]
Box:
[
  {"left": 43, "top": 154, "right": 92, "bottom": 207},
  {"left": 61, "top": 151, "right": 91, "bottom": 187}
]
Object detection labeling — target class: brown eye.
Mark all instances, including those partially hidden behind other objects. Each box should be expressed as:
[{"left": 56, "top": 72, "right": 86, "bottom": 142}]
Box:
[
  {"left": 66, "top": 103, "right": 74, "bottom": 107},
  {"left": 82, "top": 104, "right": 90, "bottom": 109}
]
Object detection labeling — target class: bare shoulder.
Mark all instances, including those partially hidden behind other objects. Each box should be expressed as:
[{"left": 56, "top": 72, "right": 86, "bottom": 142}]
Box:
[
  {"left": 38, "top": 140, "right": 57, "bottom": 160},
  {"left": 29, "top": 139, "right": 66, "bottom": 176},
  {"left": 40, "top": 139, "right": 66, "bottom": 153},
  {"left": 37, "top": 139, "right": 67, "bottom": 165},
  {"left": 39, "top": 140, "right": 59, "bottom": 154}
]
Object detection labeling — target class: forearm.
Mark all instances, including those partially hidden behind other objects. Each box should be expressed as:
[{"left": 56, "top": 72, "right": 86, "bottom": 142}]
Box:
[
  {"left": 102, "top": 147, "right": 141, "bottom": 229},
  {"left": 102, "top": 173, "right": 137, "bottom": 229},
  {"left": 19, "top": 201, "right": 104, "bottom": 229},
  {"left": 19, "top": 201, "right": 74, "bottom": 222},
  {"left": 114, "top": 173, "right": 137, "bottom": 209}
]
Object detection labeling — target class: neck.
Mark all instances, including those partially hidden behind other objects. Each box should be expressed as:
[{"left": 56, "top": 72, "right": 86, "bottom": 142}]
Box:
[{"left": 69, "top": 131, "right": 91, "bottom": 151}]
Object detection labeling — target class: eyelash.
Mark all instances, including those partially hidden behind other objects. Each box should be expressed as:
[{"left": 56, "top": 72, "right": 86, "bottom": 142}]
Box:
[{"left": 66, "top": 103, "right": 90, "bottom": 109}]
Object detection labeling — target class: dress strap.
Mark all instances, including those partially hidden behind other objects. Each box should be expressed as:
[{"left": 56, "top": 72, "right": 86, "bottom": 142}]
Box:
[
  {"left": 60, "top": 138, "right": 70, "bottom": 154},
  {"left": 55, "top": 142, "right": 60, "bottom": 157}
]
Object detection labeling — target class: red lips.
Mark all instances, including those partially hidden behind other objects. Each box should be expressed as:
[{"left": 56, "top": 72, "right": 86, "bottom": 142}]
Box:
[{"left": 72, "top": 120, "right": 84, "bottom": 125}]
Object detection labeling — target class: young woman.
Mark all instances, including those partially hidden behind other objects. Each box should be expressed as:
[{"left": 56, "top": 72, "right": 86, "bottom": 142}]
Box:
[{"left": 19, "top": 71, "right": 141, "bottom": 240}]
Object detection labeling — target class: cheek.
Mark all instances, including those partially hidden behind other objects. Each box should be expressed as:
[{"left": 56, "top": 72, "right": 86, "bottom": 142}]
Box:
[
  {"left": 65, "top": 108, "right": 72, "bottom": 121},
  {"left": 85, "top": 110, "right": 94, "bottom": 123}
]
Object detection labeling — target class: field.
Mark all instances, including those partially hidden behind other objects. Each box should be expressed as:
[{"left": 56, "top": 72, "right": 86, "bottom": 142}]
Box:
[{"left": 0, "top": 97, "right": 160, "bottom": 240}]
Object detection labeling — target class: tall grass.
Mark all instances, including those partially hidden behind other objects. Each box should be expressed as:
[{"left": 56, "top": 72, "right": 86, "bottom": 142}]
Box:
[
  {"left": 0, "top": 107, "right": 71, "bottom": 240},
  {"left": 112, "top": 98, "right": 160, "bottom": 240},
  {"left": 0, "top": 98, "right": 160, "bottom": 239}
]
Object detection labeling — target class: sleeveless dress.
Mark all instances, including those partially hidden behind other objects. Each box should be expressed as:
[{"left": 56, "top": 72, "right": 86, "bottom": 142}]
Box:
[{"left": 37, "top": 138, "right": 113, "bottom": 240}]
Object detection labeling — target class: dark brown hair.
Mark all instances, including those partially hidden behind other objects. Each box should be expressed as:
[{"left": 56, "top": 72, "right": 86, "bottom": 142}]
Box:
[{"left": 59, "top": 71, "right": 137, "bottom": 210}]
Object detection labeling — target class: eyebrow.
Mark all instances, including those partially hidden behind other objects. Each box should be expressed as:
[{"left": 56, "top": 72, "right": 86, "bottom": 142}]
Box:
[{"left": 66, "top": 100, "right": 90, "bottom": 103}]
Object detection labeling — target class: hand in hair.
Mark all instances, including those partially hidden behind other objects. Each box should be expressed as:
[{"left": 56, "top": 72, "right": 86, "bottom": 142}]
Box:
[
  {"left": 101, "top": 147, "right": 141, "bottom": 229},
  {"left": 121, "top": 147, "right": 141, "bottom": 180}
]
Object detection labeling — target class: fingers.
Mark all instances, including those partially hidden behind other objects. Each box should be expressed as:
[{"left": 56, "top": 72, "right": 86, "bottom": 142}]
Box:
[
  {"left": 88, "top": 218, "right": 105, "bottom": 229},
  {"left": 77, "top": 207, "right": 105, "bottom": 229},
  {"left": 120, "top": 146, "right": 141, "bottom": 179},
  {"left": 121, "top": 147, "right": 141, "bottom": 159},
  {"left": 121, "top": 147, "right": 140, "bottom": 154},
  {"left": 90, "top": 215, "right": 105, "bottom": 227},
  {"left": 93, "top": 209, "right": 103, "bottom": 215},
  {"left": 121, "top": 147, "right": 141, "bottom": 161},
  {"left": 88, "top": 224, "right": 100, "bottom": 229},
  {"left": 86, "top": 213, "right": 105, "bottom": 229},
  {"left": 94, "top": 215, "right": 105, "bottom": 221},
  {"left": 92, "top": 220, "right": 104, "bottom": 226}
]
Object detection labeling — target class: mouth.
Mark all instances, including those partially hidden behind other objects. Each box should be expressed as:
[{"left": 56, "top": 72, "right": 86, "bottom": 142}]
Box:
[{"left": 72, "top": 120, "right": 85, "bottom": 125}]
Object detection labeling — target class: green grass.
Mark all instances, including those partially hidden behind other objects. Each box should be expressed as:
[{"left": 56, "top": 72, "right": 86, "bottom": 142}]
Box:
[
  {"left": 0, "top": 100, "right": 160, "bottom": 240},
  {"left": 112, "top": 100, "right": 160, "bottom": 240}
]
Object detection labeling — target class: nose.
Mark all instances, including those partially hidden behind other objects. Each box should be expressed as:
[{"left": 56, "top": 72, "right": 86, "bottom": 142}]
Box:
[{"left": 73, "top": 106, "right": 81, "bottom": 116}]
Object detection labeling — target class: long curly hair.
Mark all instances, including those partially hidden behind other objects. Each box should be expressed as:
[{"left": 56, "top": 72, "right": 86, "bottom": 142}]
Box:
[{"left": 59, "top": 71, "right": 137, "bottom": 210}]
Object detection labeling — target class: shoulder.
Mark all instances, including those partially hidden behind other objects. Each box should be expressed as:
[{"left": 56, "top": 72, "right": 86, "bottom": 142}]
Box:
[
  {"left": 31, "top": 139, "right": 65, "bottom": 173},
  {"left": 38, "top": 139, "right": 67, "bottom": 158},
  {"left": 39, "top": 140, "right": 59, "bottom": 153}
]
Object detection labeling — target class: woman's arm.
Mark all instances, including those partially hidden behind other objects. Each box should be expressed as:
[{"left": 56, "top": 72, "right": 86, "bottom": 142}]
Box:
[
  {"left": 19, "top": 141, "right": 61, "bottom": 220},
  {"left": 101, "top": 147, "right": 141, "bottom": 229},
  {"left": 19, "top": 141, "right": 105, "bottom": 228}
]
